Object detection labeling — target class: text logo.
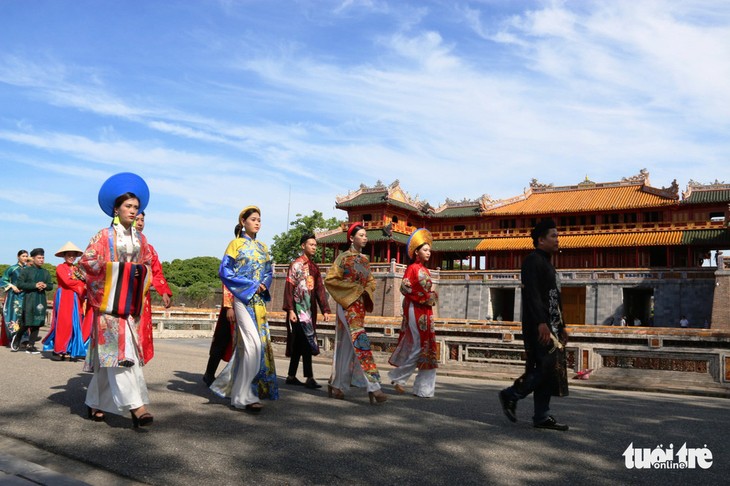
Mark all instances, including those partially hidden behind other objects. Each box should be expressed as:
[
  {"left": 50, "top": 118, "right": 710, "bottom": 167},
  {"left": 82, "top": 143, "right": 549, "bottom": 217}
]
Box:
[{"left": 623, "top": 442, "right": 713, "bottom": 469}]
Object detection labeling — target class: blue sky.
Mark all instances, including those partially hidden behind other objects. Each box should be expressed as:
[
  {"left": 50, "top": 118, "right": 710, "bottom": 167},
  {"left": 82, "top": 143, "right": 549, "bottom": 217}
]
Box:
[{"left": 1, "top": 0, "right": 729, "bottom": 264}]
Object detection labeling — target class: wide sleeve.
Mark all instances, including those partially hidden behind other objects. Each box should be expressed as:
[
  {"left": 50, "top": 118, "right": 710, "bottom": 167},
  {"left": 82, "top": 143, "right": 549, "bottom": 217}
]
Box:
[
  {"left": 282, "top": 262, "right": 297, "bottom": 312},
  {"left": 79, "top": 229, "right": 110, "bottom": 309},
  {"left": 43, "top": 269, "right": 54, "bottom": 292},
  {"left": 312, "top": 263, "right": 331, "bottom": 314},
  {"left": 219, "top": 239, "right": 260, "bottom": 304},
  {"left": 1, "top": 265, "right": 14, "bottom": 290},
  {"left": 222, "top": 285, "right": 234, "bottom": 308},
  {"left": 521, "top": 255, "right": 550, "bottom": 329},
  {"left": 401, "top": 264, "right": 435, "bottom": 306},
  {"left": 260, "top": 244, "right": 273, "bottom": 302},
  {"left": 363, "top": 261, "right": 376, "bottom": 305},
  {"left": 16, "top": 267, "right": 34, "bottom": 292},
  {"left": 149, "top": 245, "right": 172, "bottom": 296},
  {"left": 324, "top": 253, "right": 364, "bottom": 309},
  {"left": 57, "top": 264, "right": 85, "bottom": 296}
]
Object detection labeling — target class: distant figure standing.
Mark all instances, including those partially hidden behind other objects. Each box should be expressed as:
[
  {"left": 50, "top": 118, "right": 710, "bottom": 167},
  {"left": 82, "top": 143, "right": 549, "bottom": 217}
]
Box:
[
  {"left": 499, "top": 220, "right": 569, "bottom": 431},
  {"left": 42, "top": 242, "right": 87, "bottom": 360},
  {"left": 14, "top": 248, "right": 54, "bottom": 354},
  {"left": 1, "top": 250, "right": 28, "bottom": 348},
  {"left": 680, "top": 315, "right": 690, "bottom": 328},
  {"left": 283, "top": 234, "right": 330, "bottom": 389},
  {"left": 620, "top": 316, "right": 627, "bottom": 327},
  {"left": 633, "top": 316, "right": 641, "bottom": 327}
]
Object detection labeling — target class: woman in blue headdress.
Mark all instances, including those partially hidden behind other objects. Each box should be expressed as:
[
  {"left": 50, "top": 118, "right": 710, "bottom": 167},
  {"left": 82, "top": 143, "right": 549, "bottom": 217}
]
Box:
[{"left": 80, "top": 172, "right": 156, "bottom": 427}]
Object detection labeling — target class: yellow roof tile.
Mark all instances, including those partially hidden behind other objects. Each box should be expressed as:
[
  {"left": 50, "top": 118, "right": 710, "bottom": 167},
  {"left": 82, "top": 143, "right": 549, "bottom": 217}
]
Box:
[
  {"left": 475, "top": 231, "right": 683, "bottom": 251},
  {"left": 485, "top": 185, "right": 677, "bottom": 216}
]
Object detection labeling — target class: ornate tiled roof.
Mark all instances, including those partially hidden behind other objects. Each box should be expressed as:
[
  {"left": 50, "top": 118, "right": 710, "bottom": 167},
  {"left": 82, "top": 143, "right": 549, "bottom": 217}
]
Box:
[
  {"left": 431, "top": 203, "right": 482, "bottom": 219},
  {"left": 475, "top": 231, "right": 685, "bottom": 251},
  {"left": 681, "top": 180, "right": 730, "bottom": 205},
  {"left": 335, "top": 180, "right": 422, "bottom": 212},
  {"left": 482, "top": 172, "right": 678, "bottom": 216},
  {"left": 681, "top": 229, "right": 730, "bottom": 245}
]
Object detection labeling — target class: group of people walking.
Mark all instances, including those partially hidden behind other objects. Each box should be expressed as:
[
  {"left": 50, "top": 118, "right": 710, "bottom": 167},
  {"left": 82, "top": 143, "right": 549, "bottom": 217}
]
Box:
[
  {"left": 3, "top": 171, "right": 571, "bottom": 431},
  {"left": 203, "top": 206, "right": 570, "bottom": 429}
]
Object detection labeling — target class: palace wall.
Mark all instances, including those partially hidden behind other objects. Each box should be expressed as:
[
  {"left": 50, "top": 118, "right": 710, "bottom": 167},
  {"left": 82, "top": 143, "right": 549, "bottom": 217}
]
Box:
[{"left": 265, "top": 263, "right": 718, "bottom": 328}]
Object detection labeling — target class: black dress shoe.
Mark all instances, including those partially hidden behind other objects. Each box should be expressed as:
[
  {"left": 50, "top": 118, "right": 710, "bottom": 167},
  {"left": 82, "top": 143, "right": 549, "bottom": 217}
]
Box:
[
  {"left": 534, "top": 415, "right": 569, "bottom": 431},
  {"left": 202, "top": 373, "right": 215, "bottom": 386},
  {"left": 499, "top": 390, "right": 517, "bottom": 423},
  {"left": 305, "top": 378, "right": 322, "bottom": 389},
  {"left": 285, "top": 376, "right": 304, "bottom": 386}
]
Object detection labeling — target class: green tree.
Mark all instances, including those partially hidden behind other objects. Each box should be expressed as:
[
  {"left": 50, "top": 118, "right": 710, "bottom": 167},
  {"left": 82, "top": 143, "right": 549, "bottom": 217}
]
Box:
[
  {"left": 270, "top": 210, "right": 341, "bottom": 264},
  {"left": 162, "top": 256, "right": 221, "bottom": 288},
  {"left": 182, "top": 282, "right": 217, "bottom": 308}
]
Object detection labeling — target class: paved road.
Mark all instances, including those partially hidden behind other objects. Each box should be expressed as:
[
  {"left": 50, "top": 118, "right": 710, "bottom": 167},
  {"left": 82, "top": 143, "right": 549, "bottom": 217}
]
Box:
[{"left": 1, "top": 339, "right": 727, "bottom": 485}]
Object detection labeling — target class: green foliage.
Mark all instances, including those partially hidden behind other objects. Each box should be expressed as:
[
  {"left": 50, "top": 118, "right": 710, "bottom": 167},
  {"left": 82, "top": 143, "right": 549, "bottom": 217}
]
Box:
[
  {"left": 161, "top": 256, "right": 221, "bottom": 288},
  {"left": 180, "top": 282, "right": 217, "bottom": 308},
  {"left": 270, "top": 210, "right": 341, "bottom": 264},
  {"left": 43, "top": 263, "right": 58, "bottom": 286}
]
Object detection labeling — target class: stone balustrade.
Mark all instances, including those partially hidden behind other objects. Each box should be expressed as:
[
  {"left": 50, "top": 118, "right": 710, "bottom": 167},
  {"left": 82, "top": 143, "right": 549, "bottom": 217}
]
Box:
[{"left": 149, "top": 307, "right": 730, "bottom": 393}]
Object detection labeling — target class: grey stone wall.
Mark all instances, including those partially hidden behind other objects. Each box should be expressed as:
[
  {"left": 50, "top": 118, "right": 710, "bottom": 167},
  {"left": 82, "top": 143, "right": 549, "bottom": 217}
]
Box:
[{"left": 266, "top": 264, "right": 718, "bottom": 327}]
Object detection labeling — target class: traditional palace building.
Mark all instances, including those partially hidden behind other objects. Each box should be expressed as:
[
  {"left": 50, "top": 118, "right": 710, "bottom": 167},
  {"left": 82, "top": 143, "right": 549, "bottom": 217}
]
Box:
[
  {"left": 318, "top": 170, "right": 730, "bottom": 270},
  {"left": 316, "top": 170, "right": 730, "bottom": 327}
]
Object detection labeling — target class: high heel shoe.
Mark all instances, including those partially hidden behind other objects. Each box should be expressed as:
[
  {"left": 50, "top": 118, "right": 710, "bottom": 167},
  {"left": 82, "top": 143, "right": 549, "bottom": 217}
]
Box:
[
  {"left": 327, "top": 385, "right": 345, "bottom": 400},
  {"left": 86, "top": 406, "right": 105, "bottom": 422},
  {"left": 393, "top": 383, "right": 406, "bottom": 394},
  {"left": 130, "top": 408, "right": 154, "bottom": 428},
  {"left": 369, "top": 390, "right": 388, "bottom": 405}
]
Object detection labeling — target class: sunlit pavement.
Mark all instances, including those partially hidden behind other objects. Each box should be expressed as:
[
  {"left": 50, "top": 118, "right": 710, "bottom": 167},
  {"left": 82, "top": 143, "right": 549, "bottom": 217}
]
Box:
[{"left": 1, "top": 339, "right": 727, "bottom": 485}]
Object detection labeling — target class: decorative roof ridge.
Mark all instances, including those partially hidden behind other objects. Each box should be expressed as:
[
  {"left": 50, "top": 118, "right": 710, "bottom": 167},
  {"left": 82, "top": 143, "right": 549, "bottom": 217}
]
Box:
[
  {"left": 522, "top": 169, "right": 651, "bottom": 195},
  {"left": 336, "top": 179, "right": 425, "bottom": 210},
  {"left": 335, "top": 180, "right": 389, "bottom": 204},
  {"left": 480, "top": 190, "right": 531, "bottom": 213},
  {"left": 433, "top": 197, "right": 482, "bottom": 213},
  {"left": 315, "top": 227, "right": 343, "bottom": 239},
  {"left": 642, "top": 180, "right": 679, "bottom": 200},
  {"left": 682, "top": 179, "right": 730, "bottom": 199}
]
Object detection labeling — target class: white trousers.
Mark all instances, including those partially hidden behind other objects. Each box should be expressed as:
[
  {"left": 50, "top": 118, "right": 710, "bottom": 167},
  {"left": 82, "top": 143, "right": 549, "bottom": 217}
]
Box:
[
  {"left": 86, "top": 321, "right": 148, "bottom": 415},
  {"left": 387, "top": 303, "right": 437, "bottom": 397},
  {"left": 331, "top": 305, "right": 381, "bottom": 393},
  {"left": 210, "top": 298, "right": 262, "bottom": 408}
]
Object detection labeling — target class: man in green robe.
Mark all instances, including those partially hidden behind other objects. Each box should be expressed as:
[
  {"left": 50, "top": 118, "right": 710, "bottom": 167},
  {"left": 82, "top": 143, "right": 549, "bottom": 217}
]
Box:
[{"left": 13, "top": 248, "right": 54, "bottom": 354}]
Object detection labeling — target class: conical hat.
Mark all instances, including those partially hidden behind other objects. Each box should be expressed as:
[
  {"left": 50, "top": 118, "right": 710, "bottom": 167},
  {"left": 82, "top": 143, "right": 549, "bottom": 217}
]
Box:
[{"left": 55, "top": 241, "right": 84, "bottom": 258}]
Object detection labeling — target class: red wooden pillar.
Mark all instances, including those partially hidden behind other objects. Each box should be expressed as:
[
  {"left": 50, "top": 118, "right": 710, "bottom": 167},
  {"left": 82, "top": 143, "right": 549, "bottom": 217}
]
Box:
[
  {"left": 322, "top": 243, "right": 326, "bottom": 263},
  {"left": 396, "top": 245, "right": 401, "bottom": 263},
  {"left": 370, "top": 244, "right": 375, "bottom": 261},
  {"left": 635, "top": 247, "right": 639, "bottom": 267},
  {"left": 387, "top": 242, "right": 391, "bottom": 262}
]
